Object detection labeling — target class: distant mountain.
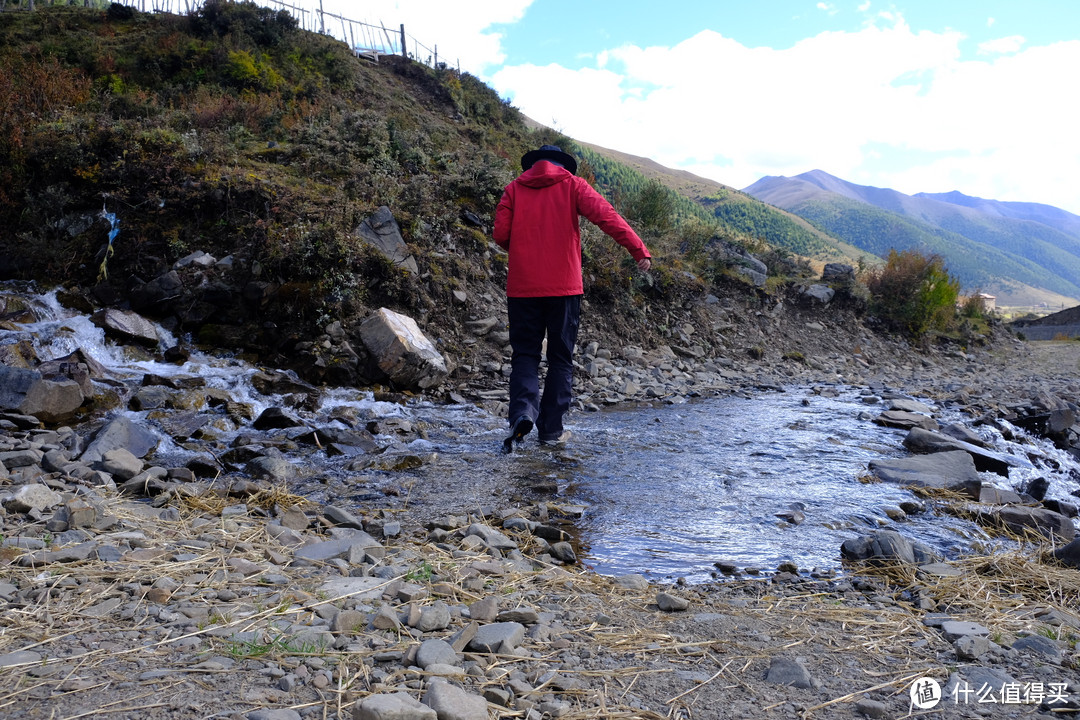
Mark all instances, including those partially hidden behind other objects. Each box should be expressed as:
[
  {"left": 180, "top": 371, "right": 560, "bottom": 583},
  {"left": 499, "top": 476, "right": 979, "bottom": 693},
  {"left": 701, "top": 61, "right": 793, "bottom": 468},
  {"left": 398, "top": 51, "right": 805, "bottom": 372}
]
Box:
[
  {"left": 743, "top": 171, "right": 1080, "bottom": 307},
  {"left": 576, "top": 142, "right": 874, "bottom": 267}
]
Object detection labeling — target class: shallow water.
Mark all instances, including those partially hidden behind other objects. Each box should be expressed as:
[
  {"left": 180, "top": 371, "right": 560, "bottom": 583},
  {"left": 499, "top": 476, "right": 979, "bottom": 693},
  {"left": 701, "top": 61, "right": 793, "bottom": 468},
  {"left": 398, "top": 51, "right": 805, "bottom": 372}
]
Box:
[{"left": 6, "top": 285, "right": 1079, "bottom": 583}]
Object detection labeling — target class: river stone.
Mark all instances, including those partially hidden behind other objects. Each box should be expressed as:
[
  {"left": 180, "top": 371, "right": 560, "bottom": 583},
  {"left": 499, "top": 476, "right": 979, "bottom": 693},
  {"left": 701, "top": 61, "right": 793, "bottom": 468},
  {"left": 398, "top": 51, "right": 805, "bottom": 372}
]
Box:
[
  {"left": 0, "top": 650, "right": 42, "bottom": 667},
  {"left": 903, "top": 427, "right": 1027, "bottom": 476},
  {"left": 296, "top": 533, "right": 381, "bottom": 562},
  {"left": 422, "top": 679, "right": 487, "bottom": 720},
  {"left": 354, "top": 691, "right": 436, "bottom": 720},
  {"left": 246, "top": 711, "right": 301, "bottom": 720},
  {"left": 1012, "top": 634, "right": 1063, "bottom": 659},
  {"left": 954, "top": 634, "right": 990, "bottom": 660},
  {"left": 317, "top": 576, "right": 386, "bottom": 602},
  {"left": 840, "top": 530, "right": 939, "bottom": 565},
  {"left": 467, "top": 622, "right": 525, "bottom": 653},
  {"left": 416, "top": 638, "right": 459, "bottom": 669},
  {"left": 941, "top": 620, "right": 989, "bottom": 641},
  {"left": 416, "top": 601, "right": 452, "bottom": 632},
  {"left": 989, "top": 506, "right": 1076, "bottom": 541},
  {"left": 246, "top": 455, "right": 298, "bottom": 481},
  {"left": 889, "top": 398, "right": 935, "bottom": 414},
  {"left": 90, "top": 308, "right": 160, "bottom": 346},
  {"left": 940, "top": 422, "right": 989, "bottom": 448},
  {"left": 5, "top": 483, "right": 63, "bottom": 513},
  {"left": 614, "top": 574, "right": 650, "bottom": 591},
  {"left": 657, "top": 592, "right": 690, "bottom": 611},
  {"left": 765, "top": 657, "right": 814, "bottom": 688},
  {"left": 359, "top": 308, "right": 447, "bottom": 390},
  {"left": 873, "top": 410, "right": 938, "bottom": 431},
  {"left": 0, "top": 366, "right": 84, "bottom": 424},
  {"left": 1052, "top": 537, "right": 1080, "bottom": 568},
  {"left": 868, "top": 450, "right": 980, "bottom": 495},
  {"left": 466, "top": 523, "right": 517, "bottom": 551},
  {"left": 80, "top": 416, "right": 159, "bottom": 464},
  {"left": 96, "top": 448, "right": 143, "bottom": 480}
]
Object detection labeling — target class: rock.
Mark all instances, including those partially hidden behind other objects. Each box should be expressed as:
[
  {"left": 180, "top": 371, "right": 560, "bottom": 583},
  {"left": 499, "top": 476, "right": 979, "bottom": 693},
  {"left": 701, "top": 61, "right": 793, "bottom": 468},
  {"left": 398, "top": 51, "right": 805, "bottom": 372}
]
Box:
[
  {"left": 940, "top": 422, "right": 989, "bottom": 448},
  {"left": 354, "top": 691, "right": 436, "bottom": 720},
  {"left": 940, "top": 620, "right": 989, "bottom": 641},
  {"left": 359, "top": 308, "right": 447, "bottom": 390},
  {"left": 854, "top": 698, "right": 887, "bottom": 718},
  {"left": 903, "top": 427, "right": 1028, "bottom": 476},
  {"left": 253, "top": 407, "right": 304, "bottom": 430},
  {"left": 801, "top": 284, "right": 835, "bottom": 304},
  {"left": 868, "top": 451, "right": 980, "bottom": 495},
  {"left": 888, "top": 398, "right": 935, "bottom": 414},
  {"left": 1011, "top": 634, "right": 1062, "bottom": 660},
  {"left": 822, "top": 263, "right": 855, "bottom": 283},
  {"left": 549, "top": 541, "right": 576, "bottom": 563},
  {"left": 0, "top": 366, "right": 84, "bottom": 424},
  {"left": 246, "top": 456, "right": 299, "bottom": 481},
  {"left": 90, "top": 308, "right": 160, "bottom": 346},
  {"left": 978, "top": 486, "right": 1023, "bottom": 505},
  {"left": 422, "top": 679, "right": 487, "bottom": 720},
  {"left": 872, "top": 410, "right": 938, "bottom": 431},
  {"left": 987, "top": 506, "right": 1076, "bottom": 541},
  {"left": 317, "top": 576, "right": 386, "bottom": 602},
  {"left": 416, "top": 638, "right": 459, "bottom": 669},
  {"left": 468, "top": 596, "right": 498, "bottom": 623},
  {"left": 953, "top": 634, "right": 990, "bottom": 660},
  {"left": 96, "top": 448, "right": 143, "bottom": 480},
  {"left": 467, "top": 622, "right": 525, "bottom": 653},
  {"left": 246, "top": 710, "right": 301, "bottom": 720},
  {"left": 765, "top": 657, "right": 814, "bottom": 688},
  {"left": 416, "top": 601, "right": 452, "bottom": 632},
  {"left": 80, "top": 416, "right": 159, "bottom": 464},
  {"left": 614, "top": 574, "right": 650, "bottom": 591},
  {"left": 657, "top": 592, "right": 689, "bottom": 611},
  {"left": 355, "top": 206, "right": 418, "bottom": 274},
  {"left": 5, "top": 483, "right": 63, "bottom": 513},
  {"left": 296, "top": 534, "right": 381, "bottom": 562},
  {"left": 841, "top": 530, "right": 939, "bottom": 565},
  {"left": 1052, "top": 537, "right": 1080, "bottom": 568},
  {"left": 466, "top": 523, "right": 517, "bottom": 551}
]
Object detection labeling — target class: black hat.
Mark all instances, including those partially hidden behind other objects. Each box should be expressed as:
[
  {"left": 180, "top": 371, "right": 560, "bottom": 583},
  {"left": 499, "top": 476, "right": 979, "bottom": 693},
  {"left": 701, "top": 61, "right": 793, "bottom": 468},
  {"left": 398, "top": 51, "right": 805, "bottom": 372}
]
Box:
[{"left": 521, "top": 145, "right": 577, "bottom": 175}]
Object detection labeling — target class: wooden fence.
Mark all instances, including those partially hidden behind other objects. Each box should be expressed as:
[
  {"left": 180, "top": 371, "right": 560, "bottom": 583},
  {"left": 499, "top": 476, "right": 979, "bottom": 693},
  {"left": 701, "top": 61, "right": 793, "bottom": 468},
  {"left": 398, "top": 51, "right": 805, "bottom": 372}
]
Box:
[{"left": 0, "top": 0, "right": 457, "bottom": 69}]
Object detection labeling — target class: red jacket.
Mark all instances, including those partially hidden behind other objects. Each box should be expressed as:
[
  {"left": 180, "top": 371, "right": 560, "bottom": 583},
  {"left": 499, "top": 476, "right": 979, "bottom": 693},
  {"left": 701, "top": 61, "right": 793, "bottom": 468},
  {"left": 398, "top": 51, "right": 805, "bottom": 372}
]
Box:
[{"left": 493, "top": 161, "right": 651, "bottom": 298}]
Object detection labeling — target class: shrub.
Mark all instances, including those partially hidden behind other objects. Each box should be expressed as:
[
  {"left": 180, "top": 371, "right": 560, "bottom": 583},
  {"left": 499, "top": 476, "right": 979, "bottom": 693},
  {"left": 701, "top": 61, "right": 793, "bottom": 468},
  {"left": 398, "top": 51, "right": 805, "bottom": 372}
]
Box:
[{"left": 866, "top": 249, "right": 960, "bottom": 338}]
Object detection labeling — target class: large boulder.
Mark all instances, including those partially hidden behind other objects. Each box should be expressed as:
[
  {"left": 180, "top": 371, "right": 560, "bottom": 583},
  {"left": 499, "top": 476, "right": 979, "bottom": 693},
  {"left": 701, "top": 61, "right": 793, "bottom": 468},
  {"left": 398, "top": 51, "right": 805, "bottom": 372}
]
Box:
[
  {"left": 984, "top": 506, "right": 1076, "bottom": 542},
  {"left": 840, "top": 529, "right": 939, "bottom": 565},
  {"left": 80, "top": 415, "right": 159, "bottom": 464},
  {"left": 868, "top": 450, "right": 981, "bottom": 496},
  {"left": 359, "top": 308, "right": 447, "bottom": 390},
  {"left": 90, "top": 308, "right": 160, "bottom": 347},
  {"left": 902, "top": 427, "right": 1029, "bottom": 476},
  {"left": 355, "top": 206, "right": 418, "bottom": 274},
  {"left": 0, "top": 366, "right": 84, "bottom": 424}
]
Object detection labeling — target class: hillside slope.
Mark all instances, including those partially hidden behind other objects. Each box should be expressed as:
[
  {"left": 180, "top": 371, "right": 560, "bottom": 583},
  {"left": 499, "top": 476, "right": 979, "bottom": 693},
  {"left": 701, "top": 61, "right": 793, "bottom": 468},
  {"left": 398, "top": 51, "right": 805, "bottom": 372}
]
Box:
[{"left": 744, "top": 171, "right": 1080, "bottom": 307}]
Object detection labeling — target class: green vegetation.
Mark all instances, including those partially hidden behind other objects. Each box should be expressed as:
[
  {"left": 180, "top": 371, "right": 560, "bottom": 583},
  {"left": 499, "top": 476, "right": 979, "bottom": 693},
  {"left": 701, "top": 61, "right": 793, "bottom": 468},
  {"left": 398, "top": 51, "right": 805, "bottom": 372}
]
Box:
[{"left": 866, "top": 249, "right": 960, "bottom": 339}]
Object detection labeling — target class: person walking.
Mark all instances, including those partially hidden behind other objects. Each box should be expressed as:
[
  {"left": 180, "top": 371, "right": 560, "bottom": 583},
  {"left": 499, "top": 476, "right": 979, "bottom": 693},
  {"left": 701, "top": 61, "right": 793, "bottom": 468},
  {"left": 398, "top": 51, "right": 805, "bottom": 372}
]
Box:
[{"left": 493, "top": 144, "right": 652, "bottom": 453}]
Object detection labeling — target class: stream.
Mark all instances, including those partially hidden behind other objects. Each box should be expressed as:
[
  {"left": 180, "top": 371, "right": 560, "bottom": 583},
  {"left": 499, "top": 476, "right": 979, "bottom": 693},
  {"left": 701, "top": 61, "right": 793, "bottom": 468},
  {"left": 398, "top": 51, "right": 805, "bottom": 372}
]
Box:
[{"left": 4, "top": 284, "right": 1079, "bottom": 583}]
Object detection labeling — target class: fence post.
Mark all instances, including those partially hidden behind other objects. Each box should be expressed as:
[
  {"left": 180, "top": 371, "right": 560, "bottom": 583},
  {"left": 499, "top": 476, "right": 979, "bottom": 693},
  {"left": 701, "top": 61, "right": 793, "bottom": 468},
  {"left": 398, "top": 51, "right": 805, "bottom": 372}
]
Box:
[{"left": 400, "top": 23, "right": 407, "bottom": 57}]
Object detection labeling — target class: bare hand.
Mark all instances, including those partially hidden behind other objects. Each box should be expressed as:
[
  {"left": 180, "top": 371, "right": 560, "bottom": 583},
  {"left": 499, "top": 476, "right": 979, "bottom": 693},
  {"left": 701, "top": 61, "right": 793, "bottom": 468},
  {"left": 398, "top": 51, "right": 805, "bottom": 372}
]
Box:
[{"left": 637, "top": 258, "right": 652, "bottom": 272}]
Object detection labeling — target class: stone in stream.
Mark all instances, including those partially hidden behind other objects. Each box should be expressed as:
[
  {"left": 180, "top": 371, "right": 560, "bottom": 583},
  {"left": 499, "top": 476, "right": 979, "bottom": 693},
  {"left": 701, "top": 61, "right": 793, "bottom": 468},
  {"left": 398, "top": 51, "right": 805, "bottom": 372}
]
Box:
[
  {"left": 903, "top": 427, "right": 1029, "bottom": 476},
  {"left": 840, "top": 530, "right": 939, "bottom": 565},
  {"left": 868, "top": 450, "right": 981, "bottom": 496},
  {"left": 359, "top": 307, "right": 447, "bottom": 390},
  {"left": 80, "top": 416, "right": 159, "bottom": 464}
]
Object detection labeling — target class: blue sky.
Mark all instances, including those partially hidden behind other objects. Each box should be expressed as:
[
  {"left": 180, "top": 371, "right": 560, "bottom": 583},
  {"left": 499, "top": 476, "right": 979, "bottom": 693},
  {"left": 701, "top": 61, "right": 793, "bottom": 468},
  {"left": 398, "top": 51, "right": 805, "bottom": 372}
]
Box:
[{"left": 321, "top": 1, "right": 1080, "bottom": 214}]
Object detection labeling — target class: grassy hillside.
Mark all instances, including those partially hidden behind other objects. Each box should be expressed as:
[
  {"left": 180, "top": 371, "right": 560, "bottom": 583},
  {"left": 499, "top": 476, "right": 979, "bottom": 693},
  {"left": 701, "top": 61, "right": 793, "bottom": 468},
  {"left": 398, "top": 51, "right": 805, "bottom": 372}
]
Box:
[{"left": 745, "top": 173, "right": 1080, "bottom": 307}]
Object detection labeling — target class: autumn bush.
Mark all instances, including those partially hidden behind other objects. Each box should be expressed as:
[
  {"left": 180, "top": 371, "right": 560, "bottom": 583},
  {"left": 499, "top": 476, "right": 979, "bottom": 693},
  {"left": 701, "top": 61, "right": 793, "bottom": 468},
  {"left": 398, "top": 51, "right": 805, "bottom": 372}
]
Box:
[{"left": 866, "top": 249, "right": 960, "bottom": 338}]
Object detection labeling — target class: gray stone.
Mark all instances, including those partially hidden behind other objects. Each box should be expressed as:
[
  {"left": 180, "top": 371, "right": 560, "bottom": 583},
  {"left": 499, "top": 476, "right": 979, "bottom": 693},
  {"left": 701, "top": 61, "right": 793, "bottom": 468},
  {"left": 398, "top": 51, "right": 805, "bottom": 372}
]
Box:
[
  {"left": 657, "top": 592, "right": 690, "bottom": 611},
  {"left": 5, "top": 483, "right": 63, "bottom": 513},
  {"left": 90, "top": 308, "right": 160, "bottom": 346},
  {"left": 416, "top": 601, "right": 452, "bottom": 632},
  {"left": 80, "top": 416, "right": 159, "bottom": 464},
  {"left": 614, "top": 574, "right": 650, "bottom": 591},
  {"left": 868, "top": 451, "right": 981, "bottom": 495},
  {"left": 854, "top": 698, "right": 887, "bottom": 718},
  {"left": 421, "top": 679, "right": 487, "bottom": 720},
  {"left": 323, "top": 505, "right": 364, "bottom": 529},
  {"left": 466, "top": 523, "right": 518, "bottom": 550},
  {"left": 872, "top": 410, "right": 938, "bottom": 431},
  {"left": 801, "top": 284, "right": 835, "bottom": 304},
  {"left": 497, "top": 607, "right": 539, "bottom": 624},
  {"left": 246, "top": 455, "right": 299, "bottom": 481},
  {"left": 841, "top": 530, "right": 939, "bottom": 565},
  {"left": 0, "top": 366, "right": 84, "bottom": 423},
  {"left": 1053, "top": 537, "right": 1080, "bottom": 567},
  {"left": 1012, "top": 634, "right": 1062, "bottom": 659},
  {"left": 359, "top": 308, "right": 447, "bottom": 390},
  {"left": 246, "top": 710, "right": 302, "bottom": 720},
  {"left": 416, "top": 638, "right": 459, "bottom": 669},
  {"left": 355, "top": 206, "right": 418, "bottom": 274},
  {"left": 295, "top": 533, "right": 381, "bottom": 562},
  {"left": 0, "top": 448, "right": 44, "bottom": 469},
  {"left": 353, "top": 691, "right": 437, "bottom": 720},
  {"left": 467, "top": 622, "right": 525, "bottom": 653},
  {"left": 468, "top": 596, "right": 498, "bottom": 622},
  {"left": 765, "top": 657, "right": 814, "bottom": 688},
  {"left": 978, "top": 486, "right": 1024, "bottom": 505},
  {"left": 0, "top": 650, "right": 42, "bottom": 667},
  {"left": 941, "top": 620, "right": 989, "bottom": 641},
  {"left": 317, "top": 576, "right": 387, "bottom": 602},
  {"left": 954, "top": 634, "right": 990, "bottom": 660},
  {"left": 888, "top": 398, "right": 935, "bottom": 414},
  {"left": 96, "top": 448, "right": 143, "bottom": 480},
  {"left": 991, "top": 506, "right": 1076, "bottom": 541},
  {"left": 549, "top": 541, "right": 576, "bottom": 563},
  {"left": 940, "top": 422, "right": 989, "bottom": 448},
  {"left": 903, "top": 427, "right": 1029, "bottom": 476}
]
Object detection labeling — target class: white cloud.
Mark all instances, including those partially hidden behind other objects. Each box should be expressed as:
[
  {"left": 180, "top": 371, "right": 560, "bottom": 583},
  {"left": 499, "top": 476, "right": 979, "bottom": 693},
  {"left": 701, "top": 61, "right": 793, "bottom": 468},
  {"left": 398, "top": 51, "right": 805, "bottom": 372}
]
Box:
[
  {"left": 489, "top": 15, "right": 1080, "bottom": 213},
  {"left": 977, "top": 35, "right": 1026, "bottom": 55},
  {"left": 817, "top": 2, "right": 838, "bottom": 15},
  {"left": 318, "top": 0, "right": 531, "bottom": 71}
]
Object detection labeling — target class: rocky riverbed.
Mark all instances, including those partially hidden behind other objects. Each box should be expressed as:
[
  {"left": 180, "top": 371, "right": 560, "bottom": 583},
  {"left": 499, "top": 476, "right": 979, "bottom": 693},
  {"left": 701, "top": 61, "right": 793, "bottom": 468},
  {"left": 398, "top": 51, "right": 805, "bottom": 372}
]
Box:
[{"left": 2, "top": 288, "right": 1080, "bottom": 720}]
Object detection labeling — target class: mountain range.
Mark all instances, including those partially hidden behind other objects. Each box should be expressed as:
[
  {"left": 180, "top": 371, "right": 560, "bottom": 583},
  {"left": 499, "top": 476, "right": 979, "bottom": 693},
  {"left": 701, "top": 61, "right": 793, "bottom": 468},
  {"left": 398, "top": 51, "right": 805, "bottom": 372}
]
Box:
[{"left": 741, "top": 170, "right": 1080, "bottom": 309}]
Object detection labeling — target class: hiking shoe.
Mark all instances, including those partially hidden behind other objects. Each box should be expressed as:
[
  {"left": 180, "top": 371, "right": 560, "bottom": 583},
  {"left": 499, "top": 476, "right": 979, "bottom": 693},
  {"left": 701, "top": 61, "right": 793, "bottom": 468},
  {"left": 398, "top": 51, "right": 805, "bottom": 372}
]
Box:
[
  {"left": 538, "top": 430, "right": 572, "bottom": 448},
  {"left": 502, "top": 416, "right": 534, "bottom": 454}
]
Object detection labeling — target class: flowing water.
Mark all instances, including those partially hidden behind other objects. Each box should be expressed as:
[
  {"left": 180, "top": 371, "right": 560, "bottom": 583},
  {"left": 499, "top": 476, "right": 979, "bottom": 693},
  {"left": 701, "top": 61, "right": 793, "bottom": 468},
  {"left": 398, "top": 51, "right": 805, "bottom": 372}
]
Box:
[{"left": 5, "top": 285, "right": 1080, "bottom": 583}]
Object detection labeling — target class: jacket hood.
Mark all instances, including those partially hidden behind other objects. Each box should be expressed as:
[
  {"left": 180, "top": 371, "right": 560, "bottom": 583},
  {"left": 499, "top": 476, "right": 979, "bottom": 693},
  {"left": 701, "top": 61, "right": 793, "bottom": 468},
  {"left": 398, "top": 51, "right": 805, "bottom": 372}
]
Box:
[{"left": 516, "top": 161, "right": 572, "bottom": 189}]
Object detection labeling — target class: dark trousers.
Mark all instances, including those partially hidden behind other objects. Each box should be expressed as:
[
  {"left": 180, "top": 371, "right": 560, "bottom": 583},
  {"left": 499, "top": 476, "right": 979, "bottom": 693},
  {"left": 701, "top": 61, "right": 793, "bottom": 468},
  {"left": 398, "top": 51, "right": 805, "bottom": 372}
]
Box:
[{"left": 507, "top": 295, "right": 581, "bottom": 441}]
